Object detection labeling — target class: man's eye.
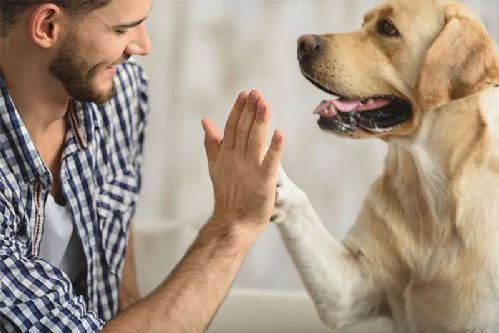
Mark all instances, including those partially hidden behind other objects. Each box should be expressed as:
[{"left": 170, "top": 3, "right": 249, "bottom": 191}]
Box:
[
  {"left": 115, "top": 29, "right": 128, "bottom": 35},
  {"left": 376, "top": 19, "right": 400, "bottom": 37}
]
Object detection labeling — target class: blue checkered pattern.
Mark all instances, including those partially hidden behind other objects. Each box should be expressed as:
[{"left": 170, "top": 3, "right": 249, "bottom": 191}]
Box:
[{"left": 0, "top": 59, "right": 149, "bottom": 332}]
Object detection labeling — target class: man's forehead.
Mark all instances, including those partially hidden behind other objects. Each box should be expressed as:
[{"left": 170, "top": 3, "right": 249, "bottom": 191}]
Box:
[
  {"left": 1, "top": 0, "right": 65, "bottom": 2},
  {"left": 86, "top": 0, "right": 152, "bottom": 23}
]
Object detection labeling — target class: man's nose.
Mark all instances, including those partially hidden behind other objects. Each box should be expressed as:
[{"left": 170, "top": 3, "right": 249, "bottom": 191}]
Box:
[{"left": 126, "top": 23, "right": 152, "bottom": 56}]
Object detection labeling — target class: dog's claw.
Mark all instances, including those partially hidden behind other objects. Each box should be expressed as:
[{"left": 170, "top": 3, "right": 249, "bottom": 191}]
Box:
[{"left": 272, "top": 164, "right": 308, "bottom": 224}]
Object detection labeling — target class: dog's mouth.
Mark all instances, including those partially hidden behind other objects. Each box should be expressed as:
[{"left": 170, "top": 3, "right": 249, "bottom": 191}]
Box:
[{"left": 304, "top": 74, "right": 412, "bottom": 134}]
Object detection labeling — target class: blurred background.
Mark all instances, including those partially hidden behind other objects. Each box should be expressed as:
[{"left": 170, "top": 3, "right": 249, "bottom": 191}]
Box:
[{"left": 132, "top": 0, "right": 499, "bottom": 297}]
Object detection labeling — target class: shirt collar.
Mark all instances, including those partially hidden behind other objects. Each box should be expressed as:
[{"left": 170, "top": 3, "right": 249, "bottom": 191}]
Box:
[
  {"left": 0, "top": 76, "right": 50, "bottom": 185},
  {"left": 0, "top": 76, "right": 95, "bottom": 185},
  {"left": 63, "top": 99, "right": 90, "bottom": 158}
]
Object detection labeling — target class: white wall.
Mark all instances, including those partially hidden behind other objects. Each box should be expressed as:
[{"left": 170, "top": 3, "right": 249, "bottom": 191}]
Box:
[{"left": 133, "top": 0, "right": 499, "bottom": 294}]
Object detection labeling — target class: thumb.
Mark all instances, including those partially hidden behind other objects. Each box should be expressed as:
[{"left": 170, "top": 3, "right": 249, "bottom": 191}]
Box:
[
  {"left": 262, "top": 129, "right": 285, "bottom": 178},
  {"left": 202, "top": 118, "right": 222, "bottom": 167}
]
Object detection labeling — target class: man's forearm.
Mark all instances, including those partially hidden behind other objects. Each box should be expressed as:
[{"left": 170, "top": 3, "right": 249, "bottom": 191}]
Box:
[{"left": 102, "top": 218, "right": 259, "bottom": 333}]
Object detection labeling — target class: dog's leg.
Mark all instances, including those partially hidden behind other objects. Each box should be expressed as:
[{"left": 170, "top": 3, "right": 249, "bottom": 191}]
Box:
[{"left": 272, "top": 166, "right": 388, "bottom": 329}]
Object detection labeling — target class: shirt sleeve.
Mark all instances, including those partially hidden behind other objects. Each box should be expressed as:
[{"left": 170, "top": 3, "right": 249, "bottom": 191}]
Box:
[{"left": 0, "top": 180, "right": 105, "bottom": 332}]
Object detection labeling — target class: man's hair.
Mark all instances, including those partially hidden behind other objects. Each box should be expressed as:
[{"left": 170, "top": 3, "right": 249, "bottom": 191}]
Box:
[{"left": 0, "top": 0, "right": 111, "bottom": 37}]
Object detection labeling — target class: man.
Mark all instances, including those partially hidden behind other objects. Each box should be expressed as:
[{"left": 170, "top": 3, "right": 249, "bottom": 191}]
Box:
[{"left": 0, "top": 0, "right": 284, "bottom": 331}]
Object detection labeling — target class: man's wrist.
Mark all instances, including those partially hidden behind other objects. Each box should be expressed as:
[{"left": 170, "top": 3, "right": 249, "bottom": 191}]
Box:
[{"left": 201, "top": 215, "right": 264, "bottom": 253}]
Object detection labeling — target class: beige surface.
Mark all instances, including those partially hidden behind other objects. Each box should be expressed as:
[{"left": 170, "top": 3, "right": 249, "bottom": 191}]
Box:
[
  {"left": 134, "top": 225, "right": 393, "bottom": 333},
  {"left": 207, "top": 290, "right": 393, "bottom": 333},
  {"left": 207, "top": 290, "right": 332, "bottom": 333}
]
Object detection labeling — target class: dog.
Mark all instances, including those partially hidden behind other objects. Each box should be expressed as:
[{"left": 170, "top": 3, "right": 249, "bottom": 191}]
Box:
[{"left": 272, "top": 0, "right": 499, "bottom": 332}]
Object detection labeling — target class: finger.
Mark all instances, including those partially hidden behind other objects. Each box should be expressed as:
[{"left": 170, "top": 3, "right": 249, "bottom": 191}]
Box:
[
  {"left": 222, "top": 91, "right": 249, "bottom": 150},
  {"left": 262, "top": 129, "right": 285, "bottom": 178},
  {"left": 235, "top": 90, "right": 260, "bottom": 154},
  {"left": 246, "top": 97, "right": 270, "bottom": 161},
  {"left": 202, "top": 118, "right": 222, "bottom": 168}
]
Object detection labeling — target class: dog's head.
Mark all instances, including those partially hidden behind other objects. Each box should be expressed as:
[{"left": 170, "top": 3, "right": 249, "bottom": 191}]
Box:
[{"left": 298, "top": 0, "right": 499, "bottom": 139}]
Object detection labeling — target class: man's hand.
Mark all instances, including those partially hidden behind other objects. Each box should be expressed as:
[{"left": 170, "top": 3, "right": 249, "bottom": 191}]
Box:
[
  {"left": 201, "top": 90, "right": 284, "bottom": 234},
  {"left": 102, "top": 90, "right": 284, "bottom": 333}
]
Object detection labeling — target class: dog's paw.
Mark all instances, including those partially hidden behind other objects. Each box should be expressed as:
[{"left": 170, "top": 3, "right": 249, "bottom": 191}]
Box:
[{"left": 271, "top": 165, "right": 307, "bottom": 224}]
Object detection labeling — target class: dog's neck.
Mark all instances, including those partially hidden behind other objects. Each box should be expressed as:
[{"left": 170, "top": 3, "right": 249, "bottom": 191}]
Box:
[{"left": 385, "top": 87, "right": 499, "bottom": 225}]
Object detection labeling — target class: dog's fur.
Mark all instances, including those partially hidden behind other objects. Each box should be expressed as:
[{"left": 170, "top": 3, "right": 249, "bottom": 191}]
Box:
[{"left": 273, "top": 0, "right": 499, "bottom": 332}]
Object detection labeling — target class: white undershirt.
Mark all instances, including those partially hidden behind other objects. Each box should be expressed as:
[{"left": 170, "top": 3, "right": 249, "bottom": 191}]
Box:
[{"left": 39, "top": 194, "right": 86, "bottom": 283}]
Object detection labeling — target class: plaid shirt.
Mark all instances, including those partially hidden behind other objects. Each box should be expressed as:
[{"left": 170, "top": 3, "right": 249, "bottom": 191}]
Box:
[{"left": 0, "top": 60, "right": 149, "bottom": 332}]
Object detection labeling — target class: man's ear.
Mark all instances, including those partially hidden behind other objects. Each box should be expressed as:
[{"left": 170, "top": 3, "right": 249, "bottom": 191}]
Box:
[
  {"left": 415, "top": 2, "right": 499, "bottom": 110},
  {"left": 28, "top": 3, "right": 65, "bottom": 48}
]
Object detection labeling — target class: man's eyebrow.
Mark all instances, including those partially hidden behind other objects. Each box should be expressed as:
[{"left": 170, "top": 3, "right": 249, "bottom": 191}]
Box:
[{"left": 110, "top": 17, "right": 148, "bottom": 30}]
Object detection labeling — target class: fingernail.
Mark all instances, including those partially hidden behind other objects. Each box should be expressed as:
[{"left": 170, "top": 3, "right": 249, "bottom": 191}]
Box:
[
  {"left": 249, "top": 90, "right": 260, "bottom": 101},
  {"left": 257, "top": 101, "right": 265, "bottom": 114},
  {"left": 274, "top": 129, "right": 283, "bottom": 142}
]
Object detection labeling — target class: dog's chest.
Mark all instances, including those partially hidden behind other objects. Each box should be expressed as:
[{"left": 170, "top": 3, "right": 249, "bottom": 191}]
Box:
[
  {"left": 382, "top": 198, "right": 499, "bottom": 331},
  {"left": 392, "top": 241, "right": 499, "bottom": 332}
]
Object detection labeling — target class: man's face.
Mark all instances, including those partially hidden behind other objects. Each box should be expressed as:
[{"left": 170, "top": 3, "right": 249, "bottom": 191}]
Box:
[{"left": 49, "top": 0, "right": 152, "bottom": 104}]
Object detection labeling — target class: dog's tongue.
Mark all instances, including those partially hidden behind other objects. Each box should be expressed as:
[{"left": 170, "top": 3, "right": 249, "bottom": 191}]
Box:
[
  {"left": 331, "top": 99, "right": 362, "bottom": 112},
  {"left": 332, "top": 99, "right": 392, "bottom": 112},
  {"left": 313, "top": 98, "right": 391, "bottom": 118}
]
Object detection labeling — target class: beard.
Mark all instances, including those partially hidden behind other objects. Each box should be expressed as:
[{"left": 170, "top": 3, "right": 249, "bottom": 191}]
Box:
[{"left": 49, "top": 30, "right": 119, "bottom": 105}]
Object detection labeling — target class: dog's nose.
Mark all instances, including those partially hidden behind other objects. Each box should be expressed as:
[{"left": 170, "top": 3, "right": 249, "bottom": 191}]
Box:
[{"left": 297, "top": 34, "right": 321, "bottom": 63}]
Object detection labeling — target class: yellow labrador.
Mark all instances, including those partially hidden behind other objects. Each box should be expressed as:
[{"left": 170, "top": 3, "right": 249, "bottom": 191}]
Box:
[{"left": 273, "top": 0, "right": 499, "bottom": 332}]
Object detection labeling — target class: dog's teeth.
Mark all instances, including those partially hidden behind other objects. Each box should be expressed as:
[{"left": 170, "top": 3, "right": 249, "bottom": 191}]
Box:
[
  {"left": 328, "top": 104, "right": 337, "bottom": 116},
  {"left": 361, "top": 98, "right": 377, "bottom": 104}
]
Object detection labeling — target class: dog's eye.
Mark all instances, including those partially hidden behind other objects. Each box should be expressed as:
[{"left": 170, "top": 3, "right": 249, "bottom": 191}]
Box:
[{"left": 376, "top": 19, "right": 400, "bottom": 37}]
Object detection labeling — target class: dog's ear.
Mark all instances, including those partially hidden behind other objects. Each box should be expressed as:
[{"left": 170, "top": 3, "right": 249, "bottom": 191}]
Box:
[{"left": 416, "top": 2, "right": 499, "bottom": 110}]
